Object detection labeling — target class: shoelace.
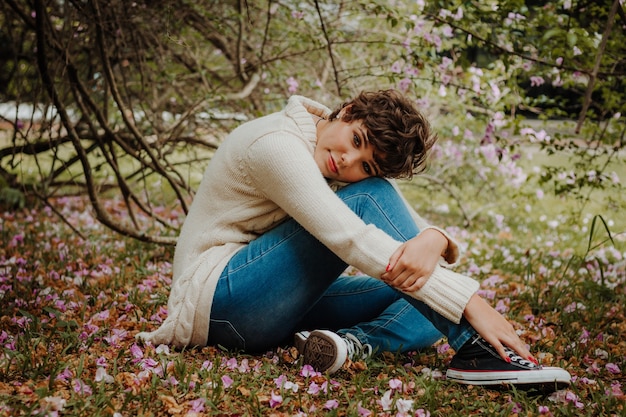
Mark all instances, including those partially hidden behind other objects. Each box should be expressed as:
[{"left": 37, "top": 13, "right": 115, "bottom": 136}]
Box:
[
  {"left": 343, "top": 333, "right": 373, "bottom": 361},
  {"left": 504, "top": 347, "right": 540, "bottom": 369},
  {"left": 473, "top": 335, "right": 540, "bottom": 369}
]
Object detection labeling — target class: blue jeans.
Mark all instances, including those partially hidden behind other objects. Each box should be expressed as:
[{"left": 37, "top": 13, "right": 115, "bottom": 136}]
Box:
[{"left": 208, "top": 178, "right": 475, "bottom": 353}]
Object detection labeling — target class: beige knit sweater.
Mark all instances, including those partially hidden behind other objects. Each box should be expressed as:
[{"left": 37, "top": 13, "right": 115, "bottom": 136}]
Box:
[{"left": 136, "top": 96, "right": 479, "bottom": 348}]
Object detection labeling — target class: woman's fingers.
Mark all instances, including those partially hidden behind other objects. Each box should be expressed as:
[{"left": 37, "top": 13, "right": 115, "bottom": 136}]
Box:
[
  {"left": 382, "top": 266, "right": 427, "bottom": 292},
  {"left": 464, "top": 294, "right": 537, "bottom": 363}
]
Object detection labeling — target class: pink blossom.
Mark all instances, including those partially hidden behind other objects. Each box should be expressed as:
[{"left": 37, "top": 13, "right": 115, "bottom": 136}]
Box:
[
  {"left": 323, "top": 399, "right": 339, "bottom": 410},
  {"left": 72, "top": 378, "right": 93, "bottom": 396},
  {"left": 10, "top": 233, "right": 24, "bottom": 247},
  {"left": 395, "top": 398, "right": 413, "bottom": 414},
  {"left": 530, "top": 76, "right": 545, "bottom": 87},
  {"left": 436, "top": 343, "right": 450, "bottom": 354},
  {"left": 274, "top": 374, "right": 287, "bottom": 388},
  {"left": 504, "top": 12, "right": 526, "bottom": 26},
  {"left": 300, "top": 364, "right": 319, "bottom": 377},
  {"left": 291, "top": 10, "right": 304, "bottom": 19},
  {"left": 509, "top": 400, "right": 522, "bottom": 413},
  {"left": 95, "top": 367, "right": 114, "bottom": 383},
  {"left": 579, "top": 328, "right": 590, "bottom": 343},
  {"left": 130, "top": 343, "right": 143, "bottom": 361},
  {"left": 357, "top": 402, "right": 372, "bottom": 416},
  {"left": 286, "top": 77, "right": 299, "bottom": 93},
  {"left": 43, "top": 396, "right": 67, "bottom": 414},
  {"left": 538, "top": 405, "right": 551, "bottom": 415},
  {"left": 56, "top": 368, "right": 73, "bottom": 383},
  {"left": 155, "top": 344, "right": 170, "bottom": 355},
  {"left": 140, "top": 357, "right": 159, "bottom": 371},
  {"left": 284, "top": 381, "right": 298, "bottom": 392},
  {"left": 564, "top": 391, "right": 584, "bottom": 409},
  {"left": 377, "top": 390, "right": 393, "bottom": 411},
  {"left": 269, "top": 391, "right": 283, "bottom": 408},
  {"left": 391, "top": 61, "right": 403, "bottom": 73},
  {"left": 398, "top": 78, "right": 411, "bottom": 92},
  {"left": 225, "top": 357, "right": 238, "bottom": 370},
  {"left": 606, "top": 363, "right": 621, "bottom": 374},
  {"left": 415, "top": 410, "right": 431, "bottom": 417},
  {"left": 389, "top": 378, "right": 402, "bottom": 390},
  {"left": 237, "top": 358, "right": 250, "bottom": 372},
  {"left": 495, "top": 299, "right": 509, "bottom": 313},
  {"left": 189, "top": 398, "right": 205, "bottom": 413},
  {"left": 307, "top": 381, "right": 321, "bottom": 395},
  {"left": 586, "top": 362, "right": 601, "bottom": 374},
  {"left": 482, "top": 274, "right": 503, "bottom": 287},
  {"left": 221, "top": 375, "right": 234, "bottom": 388},
  {"left": 606, "top": 381, "right": 623, "bottom": 397}
]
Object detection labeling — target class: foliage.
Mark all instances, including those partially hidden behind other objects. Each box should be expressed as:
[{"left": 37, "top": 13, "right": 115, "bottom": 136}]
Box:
[
  {"left": 0, "top": 191, "right": 624, "bottom": 416},
  {"left": 0, "top": 0, "right": 624, "bottom": 241}
]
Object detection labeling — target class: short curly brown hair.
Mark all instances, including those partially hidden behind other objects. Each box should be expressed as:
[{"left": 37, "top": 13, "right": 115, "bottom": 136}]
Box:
[{"left": 328, "top": 90, "right": 437, "bottom": 179}]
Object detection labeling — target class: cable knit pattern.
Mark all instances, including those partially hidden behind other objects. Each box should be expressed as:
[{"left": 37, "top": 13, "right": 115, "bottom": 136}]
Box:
[{"left": 136, "top": 96, "right": 478, "bottom": 348}]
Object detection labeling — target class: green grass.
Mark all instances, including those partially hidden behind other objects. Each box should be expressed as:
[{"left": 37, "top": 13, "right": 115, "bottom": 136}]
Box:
[{"left": 0, "top": 140, "right": 624, "bottom": 415}]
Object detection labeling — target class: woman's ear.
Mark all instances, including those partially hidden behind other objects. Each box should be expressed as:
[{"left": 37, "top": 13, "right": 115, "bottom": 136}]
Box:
[{"left": 337, "top": 104, "right": 353, "bottom": 119}]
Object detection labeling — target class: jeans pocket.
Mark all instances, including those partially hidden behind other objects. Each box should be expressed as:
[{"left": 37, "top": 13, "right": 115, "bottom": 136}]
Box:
[{"left": 208, "top": 319, "right": 246, "bottom": 350}]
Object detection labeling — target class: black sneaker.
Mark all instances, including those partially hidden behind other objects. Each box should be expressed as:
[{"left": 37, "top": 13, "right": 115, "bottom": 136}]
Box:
[{"left": 446, "top": 334, "right": 571, "bottom": 392}]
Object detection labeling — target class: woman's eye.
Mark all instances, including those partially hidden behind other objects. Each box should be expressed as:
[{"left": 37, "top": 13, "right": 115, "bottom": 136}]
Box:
[
  {"left": 353, "top": 134, "right": 361, "bottom": 147},
  {"left": 363, "top": 162, "right": 372, "bottom": 175}
]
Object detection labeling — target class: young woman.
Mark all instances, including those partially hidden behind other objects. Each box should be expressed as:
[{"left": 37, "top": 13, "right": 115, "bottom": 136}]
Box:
[{"left": 137, "top": 90, "right": 571, "bottom": 391}]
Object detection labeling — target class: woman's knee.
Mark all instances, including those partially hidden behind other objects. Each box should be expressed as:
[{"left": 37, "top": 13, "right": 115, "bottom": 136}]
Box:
[{"left": 336, "top": 177, "right": 394, "bottom": 198}]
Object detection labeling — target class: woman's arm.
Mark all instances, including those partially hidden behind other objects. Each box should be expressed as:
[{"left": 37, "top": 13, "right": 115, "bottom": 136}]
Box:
[
  {"left": 464, "top": 294, "right": 536, "bottom": 363},
  {"left": 381, "top": 228, "right": 448, "bottom": 292},
  {"left": 246, "top": 135, "right": 478, "bottom": 323}
]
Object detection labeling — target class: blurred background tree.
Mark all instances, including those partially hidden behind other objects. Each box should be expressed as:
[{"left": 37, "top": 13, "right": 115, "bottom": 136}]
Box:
[{"left": 0, "top": 0, "right": 623, "bottom": 243}]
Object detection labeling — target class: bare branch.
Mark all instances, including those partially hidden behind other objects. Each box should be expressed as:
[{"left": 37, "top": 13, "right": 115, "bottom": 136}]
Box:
[{"left": 575, "top": 0, "right": 621, "bottom": 133}]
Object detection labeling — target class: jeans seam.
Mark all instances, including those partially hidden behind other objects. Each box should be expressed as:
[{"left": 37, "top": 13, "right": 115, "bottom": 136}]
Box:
[
  {"left": 361, "top": 302, "right": 412, "bottom": 343},
  {"left": 322, "top": 280, "right": 390, "bottom": 298},
  {"left": 227, "top": 223, "right": 304, "bottom": 275}
]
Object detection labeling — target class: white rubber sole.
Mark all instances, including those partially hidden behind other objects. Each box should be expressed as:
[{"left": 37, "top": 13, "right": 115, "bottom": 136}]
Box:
[
  {"left": 446, "top": 366, "right": 571, "bottom": 388},
  {"left": 294, "top": 330, "right": 310, "bottom": 353}
]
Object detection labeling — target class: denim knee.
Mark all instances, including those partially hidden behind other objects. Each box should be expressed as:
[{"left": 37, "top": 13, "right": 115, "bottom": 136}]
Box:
[{"left": 336, "top": 177, "right": 395, "bottom": 199}]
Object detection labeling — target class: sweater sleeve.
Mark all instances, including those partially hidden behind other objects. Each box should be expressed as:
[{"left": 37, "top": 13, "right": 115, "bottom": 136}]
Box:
[{"left": 245, "top": 135, "right": 477, "bottom": 323}]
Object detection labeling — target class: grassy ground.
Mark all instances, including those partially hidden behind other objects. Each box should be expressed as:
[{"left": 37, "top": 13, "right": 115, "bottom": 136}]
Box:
[{"left": 0, "top": 165, "right": 624, "bottom": 416}]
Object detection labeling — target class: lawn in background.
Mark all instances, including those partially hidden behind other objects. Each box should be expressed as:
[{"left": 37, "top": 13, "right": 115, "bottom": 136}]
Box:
[{"left": 0, "top": 158, "right": 624, "bottom": 416}]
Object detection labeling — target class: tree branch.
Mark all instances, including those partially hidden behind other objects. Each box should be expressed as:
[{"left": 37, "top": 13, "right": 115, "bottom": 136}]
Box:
[
  {"left": 315, "top": 0, "right": 342, "bottom": 96},
  {"left": 575, "top": 0, "right": 620, "bottom": 133}
]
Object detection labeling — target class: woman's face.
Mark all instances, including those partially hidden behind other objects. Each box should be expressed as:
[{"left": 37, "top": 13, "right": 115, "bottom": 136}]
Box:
[{"left": 314, "top": 112, "right": 382, "bottom": 183}]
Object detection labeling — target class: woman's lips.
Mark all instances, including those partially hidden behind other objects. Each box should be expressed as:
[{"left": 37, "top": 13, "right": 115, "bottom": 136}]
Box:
[{"left": 328, "top": 152, "right": 338, "bottom": 174}]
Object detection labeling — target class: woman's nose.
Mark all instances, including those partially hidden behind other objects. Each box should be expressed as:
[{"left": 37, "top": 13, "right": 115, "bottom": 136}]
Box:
[{"left": 341, "top": 151, "right": 356, "bottom": 166}]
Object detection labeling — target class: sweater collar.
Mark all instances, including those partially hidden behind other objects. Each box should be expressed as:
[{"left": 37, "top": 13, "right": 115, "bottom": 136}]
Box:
[{"left": 284, "top": 95, "right": 331, "bottom": 147}]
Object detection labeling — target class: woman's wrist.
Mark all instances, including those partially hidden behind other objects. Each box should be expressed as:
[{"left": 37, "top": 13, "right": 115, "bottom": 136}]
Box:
[{"left": 421, "top": 228, "right": 449, "bottom": 257}]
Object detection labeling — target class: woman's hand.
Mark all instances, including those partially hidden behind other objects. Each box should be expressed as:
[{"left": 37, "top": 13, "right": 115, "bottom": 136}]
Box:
[
  {"left": 464, "top": 294, "right": 538, "bottom": 364},
  {"left": 381, "top": 229, "right": 448, "bottom": 293}
]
